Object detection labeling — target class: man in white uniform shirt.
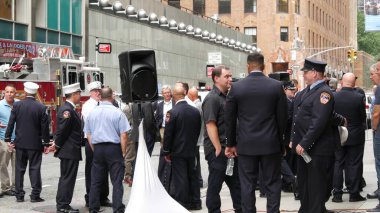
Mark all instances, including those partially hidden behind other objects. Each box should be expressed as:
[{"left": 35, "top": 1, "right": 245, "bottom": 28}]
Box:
[{"left": 82, "top": 81, "right": 111, "bottom": 207}]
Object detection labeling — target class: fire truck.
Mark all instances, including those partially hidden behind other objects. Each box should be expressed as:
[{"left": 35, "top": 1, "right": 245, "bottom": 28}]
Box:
[{"left": 0, "top": 39, "right": 104, "bottom": 135}]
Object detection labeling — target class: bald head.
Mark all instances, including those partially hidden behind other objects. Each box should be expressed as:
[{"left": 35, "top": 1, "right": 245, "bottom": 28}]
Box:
[
  {"left": 342, "top": 73, "right": 356, "bottom": 88},
  {"left": 173, "top": 84, "right": 186, "bottom": 103},
  {"left": 188, "top": 87, "right": 198, "bottom": 102}
]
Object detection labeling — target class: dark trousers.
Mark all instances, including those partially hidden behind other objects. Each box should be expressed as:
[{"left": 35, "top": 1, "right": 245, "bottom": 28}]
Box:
[
  {"left": 238, "top": 153, "right": 281, "bottom": 213},
  {"left": 298, "top": 155, "right": 334, "bottom": 213},
  {"left": 89, "top": 143, "right": 125, "bottom": 212},
  {"left": 206, "top": 152, "right": 241, "bottom": 213},
  {"left": 196, "top": 146, "right": 203, "bottom": 186},
  {"left": 171, "top": 156, "right": 201, "bottom": 208},
  {"left": 85, "top": 141, "right": 109, "bottom": 203},
  {"left": 281, "top": 158, "right": 296, "bottom": 185},
  {"left": 15, "top": 148, "right": 42, "bottom": 199},
  {"left": 284, "top": 150, "right": 298, "bottom": 175},
  {"left": 333, "top": 144, "right": 365, "bottom": 195},
  {"left": 56, "top": 158, "right": 79, "bottom": 209}
]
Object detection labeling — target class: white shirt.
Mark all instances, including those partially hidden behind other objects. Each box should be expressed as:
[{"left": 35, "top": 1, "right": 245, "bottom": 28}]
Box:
[
  {"left": 82, "top": 97, "right": 98, "bottom": 138},
  {"left": 162, "top": 99, "right": 173, "bottom": 128}
]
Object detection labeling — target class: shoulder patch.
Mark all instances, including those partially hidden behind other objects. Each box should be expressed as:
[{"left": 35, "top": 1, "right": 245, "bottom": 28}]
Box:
[
  {"left": 320, "top": 92, "right": 331, "bottom": 104},
  {"left": 63, "top": 111, "right": 71, "bottom": 119}
]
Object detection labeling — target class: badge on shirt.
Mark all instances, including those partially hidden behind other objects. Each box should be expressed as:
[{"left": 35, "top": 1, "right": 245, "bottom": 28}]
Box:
[
  {"left": 63, "top": 111, "right": 71, "bottom": 119},
  {"left": 320, "top": 92, "right": 331, "bottom": 104},
  {"left": 165, "top": 112, "right": 171, "bottom": 123}
]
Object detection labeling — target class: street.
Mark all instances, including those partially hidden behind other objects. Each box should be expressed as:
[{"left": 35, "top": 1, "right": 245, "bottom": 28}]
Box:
[{"left": 0, "top": 130, "right": 379, "bottom": 213}]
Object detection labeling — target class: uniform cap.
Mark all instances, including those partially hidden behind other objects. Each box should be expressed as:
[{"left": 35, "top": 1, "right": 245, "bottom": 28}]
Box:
[
  {"left": 24, "top": 82, "right": 39, "bottom": 94},
  {"left": 301, "top": 59, "right": 327, "bottom": 73},
  {"left": 88, "top": 81, "right": 102, "bottom": 92},
  {"left": 63, "top": 83, "right": 81, "bottom": 95}
]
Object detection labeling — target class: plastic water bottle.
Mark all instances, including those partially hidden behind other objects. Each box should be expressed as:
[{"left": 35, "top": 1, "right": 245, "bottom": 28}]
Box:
[
  {"left": 301, "top": 151, "right": 312, "bottom": 163},
  {"left": 226, "top": 158, "right": 234, "bottom": 176}
]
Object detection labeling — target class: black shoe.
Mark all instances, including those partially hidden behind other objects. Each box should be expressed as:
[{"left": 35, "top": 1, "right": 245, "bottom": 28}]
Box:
[
  {"left": 3, "top": 190, "right": 15, "bottom": 196},
  {"left": 187, "top": 204, "right": 202, "bottom": 210},
  {"left": 349, "top": 193, "right": 366, "bottom": 202},
  {"left": 100, "top": 199, "right": 112, "bottom": 207},
  {"left": 368, "top": 189, "right": 379, "bottom": 199},
  {"left": 332, "top": 194, "right": 343, "bottom": 203},
  {"left": 57, "top": 206, "right": 80, "bottom": 213},
  {"left": 294, "top": 192, "right": 300, "bottom": 200},
  {"left": 342, "top": 188, "right": 349, "bottom": 194},
  {"left": 16, "top": 196, "right": 24, "bottom": 202},
  {"left": 31, "top": 197, "right": 45, "bottom": 203},
  {"left": 367, "top": 204, "right": 380, "bottom": 212}
]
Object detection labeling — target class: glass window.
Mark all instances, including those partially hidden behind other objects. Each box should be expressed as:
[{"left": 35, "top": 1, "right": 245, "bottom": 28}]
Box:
[
  {"left": 295, "top": 0, "right": 300, "bottom": 14},
  {"left": 14, "top": 23, "right": 27, "bottom": 41},
  {"left": 48, "top": 0, "right": 58, "bottom": 30},
  {"left": 72, "top": 0, "right": 82, "bottom": 34},
  {"left": 72, "top": 35, "right": 82, "bottom": 55},
  {"left": 277, "top": 0, "right": 288, "bottom": 13},
  {"left": 193, "top": 0, "right": 205, "bottom": 16},
  {"left": 60, "top": 0, "right": 70, "bottom": 32},
  {"left": 168, "top": 0, "right": 180, "bottom": 9},
  {"left": 60, "top": 33, "right": 71, "bottom": 46},
  {"left": 244, "top": 27, "right": 257, "bottom": 43},
  {"left": 48, "top": 30, "right": 59, "bottom": 44},
  {"left": 219, "top": 0, "right": 231, "bottom": 14},
  {"left": 0, "top": 0, "right": 12, "bottom": 20},
  {"left": 35, "top": 28, "right": 47, "bottom": 43},
  {"left": 0, "top": 20, "right": 13, "bottom": 39},
  {"left": 245, "top": 0, "right": 257, "bottom": 13},
  {"left": 68, "top": 72, "right": 78, "bottom": 84},
  {"left": 280, "top": 27, "right": 289, "bottom": 42}
]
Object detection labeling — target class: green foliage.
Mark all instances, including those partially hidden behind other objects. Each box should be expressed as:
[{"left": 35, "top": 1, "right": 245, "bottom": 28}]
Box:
[{"left": 357, "top": 11, "right": 380, "bottom": 60}]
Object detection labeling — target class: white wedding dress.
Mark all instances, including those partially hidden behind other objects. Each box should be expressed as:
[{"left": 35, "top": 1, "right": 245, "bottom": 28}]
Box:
[{"left": 125, "top": 121, "right": 190, "bottom": 213}]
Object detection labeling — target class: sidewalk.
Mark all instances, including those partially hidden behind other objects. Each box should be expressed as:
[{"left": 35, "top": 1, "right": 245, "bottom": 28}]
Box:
[{"left": 193, "top": 130, "right": 378, "bottom": 213}]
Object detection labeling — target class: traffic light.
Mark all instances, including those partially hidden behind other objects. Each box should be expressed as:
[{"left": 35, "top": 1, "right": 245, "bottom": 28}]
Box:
[
  {"left": 353, "top": 50, "right": 357, "bottom": 59},
  {"left": 119, "top": 49, "right": 158, "bottom": 103}
]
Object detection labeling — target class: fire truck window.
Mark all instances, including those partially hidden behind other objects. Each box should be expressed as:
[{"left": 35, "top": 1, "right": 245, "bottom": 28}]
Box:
[
  {"left": 68, "top": 72, "right": 77, "bottom": 84},
  {"left": 79, "top": 73, "right": 85, "bottom": 90},
  {"left": 100, "top": 73, "right": 104, "bottom": 84},
  {"left": 62, "top": 66, "right": 67, "bottom": 85},
  {"left": 93, "top": 73, "right": 99, "bottom": 81}
]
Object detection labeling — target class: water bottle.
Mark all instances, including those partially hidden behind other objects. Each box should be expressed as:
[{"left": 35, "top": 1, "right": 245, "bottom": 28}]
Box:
[
  {"left": 301, "top": 151, "right": 312, "bottom": 163},
  {"left": 226, "top": 158, "right": 234, "bottom": 176}
]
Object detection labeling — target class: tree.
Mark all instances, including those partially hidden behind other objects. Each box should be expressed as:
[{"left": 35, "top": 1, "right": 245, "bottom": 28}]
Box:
[{"left": 357, "top": 11, "right": 380, "bottom": 61}]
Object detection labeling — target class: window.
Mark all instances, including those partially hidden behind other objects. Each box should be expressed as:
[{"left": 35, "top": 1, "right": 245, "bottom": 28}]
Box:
[
  {"left": 48, "top": 31, "right": 59, "bottom": 44},
  {"left": 280, "top": 27, "right": 288, "bottom": 42},
  {"left": 14, "top": 23, "right": 27, "bottom": 41},
  {"left": 60, "top": 0, "right": 70, "bottom": 33},
  {"left": 48, "top": 0, "right": 59, "bottom": 30},
  {"left": 277, "top": 0, "right": 288, "bottom": 13},
  {"left": 72, "top": 35, "right": 82, "bottom": 55},
  {"left": 193, "top": 0, "right": 205, "bottom": 15},
  {"left": 245, "top": 0, "right": 257, "bottom": 13},
  {"left": 219, "top": 0, "right": 231, "bottom": 14},
  {"left": 0, "top": 20, "right": 13, "bottom": 39},
  {"left": 60, "top": 33, "right": 71, "bottom": 46},
  {"left": 72, "top": 0, "right": 82, "bottom": 34},
  {"left": 244, "top": 27, "right": 257, "bottom": 43},
  {"left": 168, "top": 0, "right": 180, "bottom": 9},
  {"left": 295, "top": 0, "right": 300, "bottom": 14},
  {"left": 35, "top": 28, "right": 47, "bottom": 43}
]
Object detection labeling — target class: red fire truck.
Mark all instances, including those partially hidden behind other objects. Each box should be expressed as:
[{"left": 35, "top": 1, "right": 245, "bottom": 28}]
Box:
[{"left": 0, "top": 39, "right": 104, "bottom": 135}]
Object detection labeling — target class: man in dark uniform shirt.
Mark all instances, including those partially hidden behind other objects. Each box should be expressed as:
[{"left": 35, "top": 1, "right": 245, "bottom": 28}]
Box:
[
  {"left": 203, "top": 65, "right": 242, "bottom": 213},
  {"left": 332, "top": 73, "right": 367, "bottom": 203},
  {"left": 5, "top": 82, "right": 50, "bottom": 202},
  {"left": 163, "top": 84, "right": 201, "bottom": 210},
  {"left": 50, "top": 83, "right": 82, "bottom": 213},
  {"left": 225, "top": 53, "right": 287, "bottom": 213},
  {"left": 290, "top": 59, "right": 339, "bottom": 213}
]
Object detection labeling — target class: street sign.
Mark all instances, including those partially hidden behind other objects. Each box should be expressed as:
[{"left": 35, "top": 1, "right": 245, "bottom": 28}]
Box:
[
  {"left": 208, "top": 52, "right": 222, "bottom": 64},
  {"left": 96, "top": 43, "right": 112, "bottom": 53}
]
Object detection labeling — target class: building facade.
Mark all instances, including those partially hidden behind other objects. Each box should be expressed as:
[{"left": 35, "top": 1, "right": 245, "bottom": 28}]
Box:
[{"left": 166, "top": 0, "right": 358, "bottom": 87}]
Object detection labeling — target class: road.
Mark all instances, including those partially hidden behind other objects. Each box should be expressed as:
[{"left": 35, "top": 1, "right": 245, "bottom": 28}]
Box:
[{"left": 0, "top": 130, "right": 379, "bottom": 212}]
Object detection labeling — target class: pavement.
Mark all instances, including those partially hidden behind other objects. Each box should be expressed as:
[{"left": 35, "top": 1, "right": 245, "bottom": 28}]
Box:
[{"left": 0, "top": 130, "right": 379, "bottom": 213}]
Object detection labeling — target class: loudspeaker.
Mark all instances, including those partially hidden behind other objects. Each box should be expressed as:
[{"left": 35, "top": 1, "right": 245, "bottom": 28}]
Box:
[
  {"left": 268, "top": 72, "right": 290, "bottom": 82},
  {"left": 119, "top": 49, "right": 158, "bottom": 103}
]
